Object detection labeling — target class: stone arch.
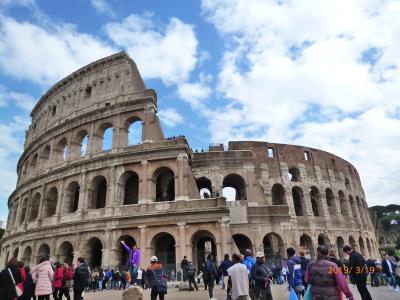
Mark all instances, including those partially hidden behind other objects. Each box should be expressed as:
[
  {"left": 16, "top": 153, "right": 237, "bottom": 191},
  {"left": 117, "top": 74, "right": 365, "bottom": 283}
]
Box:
[
  {"left": 19, "top": 197, "right": 28, "bottom": 225},
  {"left": 57, "top": 241, "right": 74, "bottom": 265},
  {"left": 98, "top": 122, "right": 114, "bottom": 152},
  {"left": 54, "top": 137, "right": 68, "bottom": 162},
  {"left": 223, "top": 173, "right": 247, "bottom": 200},
  {"left": 44, "top": 187, "right": 58, "bottom": 218},
  {"left": 318, "top": 234, "right": 331, "bottom": 247},
  {"left": 86, "top": 237, "right": 103, "bottom": 268},
  {"left": 125, "top": 116, "right": 143, "bottom": 145},
  {"left": 29, "top": 192, "right": 41, "bottom": 221},
  {"left": 263, "top": 233, "right": 284, "bottom": 260},
  {"left": 89, "top": 175, "right": 107, "bottom": 209},
  {"left": 325, "top": 188, "right": 335, "bottom": 215},
  {"left": 196, "top": 177, "right": 213, "bottom": 198},
  {"left": 232, "top": 234, "right": 253, "bottom": 255},
  {"left": 64, "top": 181, "right": 80, "bottom": 213},
  {"left": 349, "top": 236, "right": 356, "bottom": 250},
  {"left": 292, "top": 186, "right": 304, "bottom": 216},
  {"left": 40, "top": 145, "right": 51, "bottom": 169},
  {"left": 309, "top": 186, "right": 321, "bottom": 216},
  {"left": 300, "top": 234, "right": 315, "bottom": 259},
  {"left": 37, "top": 243, "right": 50, "bottom": 263},
  {"left": 338, "top": 191, "right": 347, "bottom": 216},
  {"left": 153, "top": 166, "right": 175, "bottom": 202},
  {"left": 30, "top": 153, "right": 38, "bottom": 174},
  {"left": 22, "top": 246, "right": 32, "bottom": 266},
  {"left": 271, "top": 183, "right": 285, "bottom": 205},
  {"left": 191, "top": 230, "right": 217, "bottom": 271},
  {"left": 359, "top": 237, "right": 366, "bottom": 256},
  {"left": 366, "top": 238, "right": 372, "bottom": 257},
  {"left": 336, "top": 236, "right": 345, "bottom": 260},
  {"left": 13, "top": 247, "right": 19, "bottom": 258},
  {"left": 119, "top": 171, "right": 139, "bottom": 205},
  {"left": 150, "top": 232, "right": 176, "bottom": 275},
  {"left": 73, "top": 129, "right": 89, "bottom": 158},
  {"left": 288, "top": 167, "right": 301, "bottom": 182},
  {"left": 116, "top": 235, "right": 137, "bottom": 270}
]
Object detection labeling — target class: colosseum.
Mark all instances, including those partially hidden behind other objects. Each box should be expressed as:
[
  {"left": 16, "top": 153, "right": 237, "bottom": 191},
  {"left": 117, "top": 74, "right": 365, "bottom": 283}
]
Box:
[{"left": 0, "top": 52, "right": 378, "bottom": 274}]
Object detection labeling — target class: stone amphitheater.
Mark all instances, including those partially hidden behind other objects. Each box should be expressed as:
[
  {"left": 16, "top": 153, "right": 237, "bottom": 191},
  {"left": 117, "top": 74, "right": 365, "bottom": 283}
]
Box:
[{"left": 0, "top": 52, "right": 378, "bottom": 273}]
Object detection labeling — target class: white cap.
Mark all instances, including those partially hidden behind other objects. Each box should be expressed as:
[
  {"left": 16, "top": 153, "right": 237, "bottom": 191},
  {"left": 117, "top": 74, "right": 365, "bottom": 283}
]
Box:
[
  {"left": 256, "top": 252, "right": 265, "bottom": 258},
  {"left": 150, "top": 256, "right": 158, "bottom": 262}
]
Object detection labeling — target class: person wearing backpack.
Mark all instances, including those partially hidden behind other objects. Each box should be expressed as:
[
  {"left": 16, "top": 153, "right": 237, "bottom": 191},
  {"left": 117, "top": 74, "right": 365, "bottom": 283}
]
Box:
[
  {"left": 251, "top": 252, "right": 273, "bottom": 300},
  {"left": 298, "top": 249, "right": 310, "bottom": 294},
  {"left": 203, "top": 254, "right": 218, "bottom": 300},
  {"left": 145, "top": 256, "right": 167, "bottom": 300},
  {"left": 53, "top": 262, "right": 64, "bottom": 299},
  {"left": 286, "top": 247, "right": 303, "bottom": 299},
  {"left": 72, "top": 257, "right": 89, "bottom": 300},
  {"left": 58, "top": 263, "right": 72, "bottom": 300},
  {"left": 187, "top": 261, "right": 199, "bottom": 291}
]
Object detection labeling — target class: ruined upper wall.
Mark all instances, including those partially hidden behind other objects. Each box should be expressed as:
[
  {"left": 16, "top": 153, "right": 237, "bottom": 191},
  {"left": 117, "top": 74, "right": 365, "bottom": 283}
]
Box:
[{"left": 25, "top": 52, "right": 148, "bottom": 149}]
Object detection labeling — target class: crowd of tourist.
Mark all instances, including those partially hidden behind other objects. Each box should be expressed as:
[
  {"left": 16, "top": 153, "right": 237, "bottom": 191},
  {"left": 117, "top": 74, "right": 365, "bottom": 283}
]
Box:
[{"left": 0, "top": 246, "right": 399, "bottom": 300}]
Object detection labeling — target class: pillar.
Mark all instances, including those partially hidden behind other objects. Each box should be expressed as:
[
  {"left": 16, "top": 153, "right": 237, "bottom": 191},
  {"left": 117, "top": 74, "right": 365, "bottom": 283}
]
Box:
[
  {"left": 177, "top": 223, "right": 186, "bottom": 260},
  {"left": 219, "top": 218, "right": 229, "bottom": 256},
  {"left": 140, "top": 160, "right": 148, "bottom": 204},
  {"left": 139, "top": 225, "right": 147, "bottom": 269},
  {"left": 78, "top": 171, "right": 87, "bottom": 211}
]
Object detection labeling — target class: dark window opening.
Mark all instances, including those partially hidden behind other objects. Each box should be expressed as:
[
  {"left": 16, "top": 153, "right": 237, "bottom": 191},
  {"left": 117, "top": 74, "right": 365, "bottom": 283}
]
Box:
[
  {"left": 85, "top": 86, "right": 92, "bottom": 98},
  {"left": 52, "top": 105, "right": 56, "bottom": 116},
  {"left": 267, "top": 147, "right": 274, "bottom": 158}
]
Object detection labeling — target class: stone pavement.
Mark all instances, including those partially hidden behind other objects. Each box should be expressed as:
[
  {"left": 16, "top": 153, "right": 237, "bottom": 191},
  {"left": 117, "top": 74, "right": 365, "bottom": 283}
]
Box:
[{"left": 84, "top": 284, "right": 397, "bottom": 300}]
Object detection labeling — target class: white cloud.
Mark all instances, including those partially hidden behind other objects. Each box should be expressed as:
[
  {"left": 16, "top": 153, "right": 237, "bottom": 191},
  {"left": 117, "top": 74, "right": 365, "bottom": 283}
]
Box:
[
  {"left": 158, "top": 108, "right": 184, "bottom": 127},
  {"left": 0, "top": 86, "right": 36, "bottom": 112},
  {"left": 90, "top": 0, "right": 116, "bottom": 18},
  {"left": 177, "top": 81, "right": 211, "bottom": 108},
  {"left": 200, "top": 0, "right": 400, "bottom": 206},
  {"left": 105, "top": 14, "right": 198, "bottom": 85},
  {"left": 0, "top": 15, "right": 116, "bottom": 85}
]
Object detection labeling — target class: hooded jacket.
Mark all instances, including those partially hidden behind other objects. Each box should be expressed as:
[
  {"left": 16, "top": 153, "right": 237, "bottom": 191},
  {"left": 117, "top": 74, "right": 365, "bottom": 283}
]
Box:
[
  {"left": 287, "top": 255, "right": 302, "bottom": 288},
  {"left": 31, "top": 260, "right": 54, "bottom": 296}
]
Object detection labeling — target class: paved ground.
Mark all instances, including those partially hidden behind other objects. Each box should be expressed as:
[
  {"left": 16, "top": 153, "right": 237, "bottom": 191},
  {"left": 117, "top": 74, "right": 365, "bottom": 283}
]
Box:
[{"left": 84, "top": 284, "right": 397, "bottom": 300}]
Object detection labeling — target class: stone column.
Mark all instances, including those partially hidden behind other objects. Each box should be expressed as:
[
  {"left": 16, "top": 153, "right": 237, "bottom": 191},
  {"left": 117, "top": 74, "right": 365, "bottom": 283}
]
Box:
[
  {"left": 140, "top": 160, "right": 148, "bottom": 204},
  {"left": 13, "top": 199, "right": 21, "bottom": 230},
  {"left": 24, "top": 190, "right": 33, "bottom": 227},
  {"left": 138, "top": 225, "right": 147, "bottom": 269},
  {"left": 78, "top": 171, "right": 87, "bottom": 211},
  {"left": 177, "top": 223, "right": 186, "bottom": 260},
  {"left": 219, "top": 218, "right": 229, "bottom": 256},
  {"left": 106, "top": 166, "right": 116, "bottom": 208},
  {"left": 55, "top": 178, "right": 65, "bottom": 220},
  {"left": 37, "top": 184, "right": 46, "bottom": 220},
  {"left": 176, "top": 154, "right": 186, "bottom": 201}
]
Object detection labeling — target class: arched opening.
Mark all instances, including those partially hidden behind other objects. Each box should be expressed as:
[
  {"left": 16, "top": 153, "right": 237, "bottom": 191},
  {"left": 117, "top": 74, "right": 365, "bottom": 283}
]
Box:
[
  {"left": 154, "top": 167, "right": 175, "bottom": 202},
  {"left": 223, "top": 174, "right": 247, "bottom": 200},
  {"left": 222, "top": 187, "right": 236, "bottom": 201},
  {"left": 263, "top": 233, "right": 284, "bottom": 263},
  {"left": 13, "top": 247, "right": 19, "bottom": 258},
  {"left": 120, "top": 171, "right": 139, "bottom": 205},
  {"left": 64, "top": 182, "right": 80, "bottom": 213},
  {"left": 192, "top": 230, "right": 217, "bottom": 271},
  {"left": 30, "top": 154, "right": 38, "bottom": 174},
  {"left": 58, "top": 242, "right": 74, "bottom": 265},
  {"left": 87, "top": 238, "right": 103, "bottom": 268},
  {"left": 40, "top": 145, "right": 51, "bottom": 169},
  {"left": 318, "top": 234, "right": 331, "bottom": 247},
  {"left": 19, "top": 198, "right": 28, "bottom": 225},
  {"left": 117, "top": 235, "right": 137, "bottom": 270},
  {"left": 325, "top": 188, "right": 335, "bottom": 214},
  {"left": 232, "top": 234, "right": 253, "bottom": 255},
  {"left": 292, "top": 186, "right": 304, "bottom": 216},
  {"left": 44, "top": 187, "right": 58, "bottom": 218},
  {"left": 349, "top": 195, "right": 358, "bottom": 222},
  {"left": 196, "top": 177, "right": 213, "bottom": 199},
  {"left": 337, "top": 236, "right": 345, "bottom": 260},
  {"left": 54, "top": 138, "right": 68, "bottom": 162},
  {"left": 90, "top": 176, "right": 107, "bottom": 209},
  {"left": 126, "top": 117, "right": 142, "bottom": 145},
  {"left": 29, "top": 192, "right": 41, "bottom": 221},
  {"left": 366, "top": 238, "right": 372, "bottom": 257},
  {"left": 359, "top": 237, "right": 366, "bottom": 256},
  {"left": 271, "top": 184, "right": 285, "bottom": 205},
  {"left": 356, "top": 197, "right": 365, "bottom": 224},
  {"left": 288, "top": 167, "right": 301, "bottom": 182},
  {"left": 345, "top": 178, "right": 351, "bottom": 190},
  {"left": 151, "top": 233, "right": 176, "bottom": 277},
  {"left": 338, "top": 191, "right": 347, "bottom": 216},
  {"left": 102, "top": 125, "right": 113, "bottom": 151},
  {"left": 310, "top": 186, "right": 321, "bottom": 216},
  {"left": 300, "top": 234, "right": 315, "bottom": 259},
  {"left": 37, "top": 244, "right": 50, "bottom": 263},
  {"left": 22, "top": 247, "right": 32, "bottom": 266},
  {"left": 76, "top": 130, "right": 89, "bottom": 158},
  {"left": 349, "top": 236, "right": 356, "bottom": 250}
]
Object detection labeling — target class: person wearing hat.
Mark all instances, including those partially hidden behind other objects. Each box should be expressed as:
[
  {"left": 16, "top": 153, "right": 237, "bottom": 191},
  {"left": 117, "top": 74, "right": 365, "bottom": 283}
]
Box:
[
  {"left": 145, "top": 256, "right": 167, "bottom": 300},
  {"left": 251, "top": 252, "right": 272, "bottom": 300}
]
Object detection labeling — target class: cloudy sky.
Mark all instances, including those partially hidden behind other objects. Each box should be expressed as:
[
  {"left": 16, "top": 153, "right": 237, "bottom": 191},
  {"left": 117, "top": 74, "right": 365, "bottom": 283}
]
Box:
[{"left": 0, "top": 0, "right": 399, "bottom": 224}]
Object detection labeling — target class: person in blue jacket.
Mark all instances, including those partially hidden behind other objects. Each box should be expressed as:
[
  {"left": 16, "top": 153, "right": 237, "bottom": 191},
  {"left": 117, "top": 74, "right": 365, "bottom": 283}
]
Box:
[
  {"left": 242, "top": 249, "right": 256, "bottom": 300},
  {"left": 286, "top": 247, "right": 303, "bottom": 300}
]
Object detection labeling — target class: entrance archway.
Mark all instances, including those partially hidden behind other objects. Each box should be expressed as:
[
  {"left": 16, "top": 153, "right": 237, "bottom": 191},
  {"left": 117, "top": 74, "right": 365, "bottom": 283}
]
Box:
[
  {"left": 337, "top": 236, "right": 345, "bottom": 260},
  {"left": 318, "top": 234, "right": 331, "bottom": 247},
  {"left": 192, "top": 230, "right": 217, "bottom": 271},
  {"left": 58, "top": 242, "right": 74, "bottom": 265},
  {"left": 22, "top": 247, "right": 32, "bottom": 266},
  {"left": 87, "top": 237, "right": 103, "bottom": 268},
  {"left": 300, "top": 234, "right": 314, "bottom": 259},
  {"left": 37, "top": 244, "right": 50, "bottom": 263},
  {"left": 151, "top": 233, "right": 176, "bottom": 277},
  {"left": 196, "top": 177, "right": 213, "bottom": 198},
  {"left": 117, "top": 235, "right": 137, "bottom": 271},
  {"left": 232, "top": 234, "right": 253, "bottom": 255},
  {"left": 263, "top": 233, "right": 284, "bottom": 263}
]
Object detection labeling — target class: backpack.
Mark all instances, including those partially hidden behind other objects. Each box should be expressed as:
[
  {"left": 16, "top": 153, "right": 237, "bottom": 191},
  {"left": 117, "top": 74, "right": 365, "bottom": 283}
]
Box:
[
  {"left": 66, "top": 268, "right": 73, "bottom": 280},
  {"left": 152, "top": 268, "right": 167, "bottom": 294},
  {"left": 187, "top": 267, "right": 196, "bottom": 277},
  {"left": 291, "top": 261, "right": 303, "bottom": 287}
]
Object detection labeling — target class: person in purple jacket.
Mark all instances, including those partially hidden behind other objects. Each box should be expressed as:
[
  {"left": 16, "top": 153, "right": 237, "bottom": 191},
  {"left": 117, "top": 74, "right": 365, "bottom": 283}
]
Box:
[{"left": 120, "top": 240, "right": 140, "bottom": 285}]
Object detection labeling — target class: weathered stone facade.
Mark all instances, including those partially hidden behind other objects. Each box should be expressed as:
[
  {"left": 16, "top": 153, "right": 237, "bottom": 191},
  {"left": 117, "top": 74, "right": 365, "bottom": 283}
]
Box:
[{"left": 0, "top": 52, "right": 378, "bottom": 272}]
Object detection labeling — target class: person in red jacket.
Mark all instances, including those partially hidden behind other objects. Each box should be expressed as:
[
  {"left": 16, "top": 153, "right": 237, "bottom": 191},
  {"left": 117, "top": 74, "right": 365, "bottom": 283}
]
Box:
[
  {"left": 18, "top": 261, "right": 27, "bottom": 297},
  {"left": 53, "top": 262, "right": 64, "bottom": 300}
]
